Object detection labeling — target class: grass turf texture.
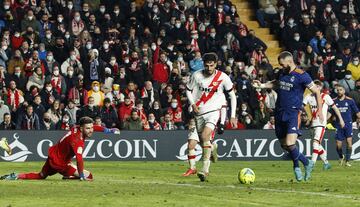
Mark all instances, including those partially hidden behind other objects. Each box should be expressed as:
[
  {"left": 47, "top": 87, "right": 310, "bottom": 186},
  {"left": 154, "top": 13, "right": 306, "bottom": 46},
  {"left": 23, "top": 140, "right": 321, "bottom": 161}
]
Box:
[{"left": 0, "top": 161, "right": 360, "bottom": 207}]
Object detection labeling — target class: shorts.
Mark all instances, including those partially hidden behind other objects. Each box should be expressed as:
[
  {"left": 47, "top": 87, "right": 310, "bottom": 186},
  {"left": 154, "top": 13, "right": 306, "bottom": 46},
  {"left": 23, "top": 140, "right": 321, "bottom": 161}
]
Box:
[
  {"left": 188, "top": 110, "right": 219, "bottom": 142},
  {"left": 41, "top": 158, "right": 77, "bottom": 177},
  {"left": 335, "top": 124, "right": 353, "bottom": 141},
  {"left": 275, "top": 111, "right": 301, "bottom": 140},
  {"left": 311, "top": 126, "right": 326, "bottom": 143}
]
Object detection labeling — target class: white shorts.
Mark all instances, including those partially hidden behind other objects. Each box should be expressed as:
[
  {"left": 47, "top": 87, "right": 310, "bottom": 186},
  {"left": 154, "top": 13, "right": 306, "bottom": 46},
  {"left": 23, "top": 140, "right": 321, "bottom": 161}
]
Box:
[
  {"left": 311, "top": 127, "right": 326, "bottom": 143},
  {"left": 188, "top": 110, "right": 220, "bottom": 142}
]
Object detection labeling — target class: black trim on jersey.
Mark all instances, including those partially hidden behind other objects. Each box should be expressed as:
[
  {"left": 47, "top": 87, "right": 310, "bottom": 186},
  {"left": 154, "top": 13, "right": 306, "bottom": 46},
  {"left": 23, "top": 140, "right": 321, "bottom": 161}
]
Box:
[{"left": 186, "top": 86, "right": 193, "bottom": 92}]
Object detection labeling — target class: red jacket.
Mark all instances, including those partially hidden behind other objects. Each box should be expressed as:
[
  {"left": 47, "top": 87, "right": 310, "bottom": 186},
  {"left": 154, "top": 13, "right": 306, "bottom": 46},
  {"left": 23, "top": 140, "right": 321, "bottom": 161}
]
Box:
[
  {"left": 118, "top": 102, "right": 134, "bottom": 122},
  {"left": 226, "top": 121, "right": 246, "bottom": 130},
  {"left": 167, "top": 107, "right": 183, "bottom": 123},
  {"left": 152, "top": 46, "right": 169, "bottom": 83}
]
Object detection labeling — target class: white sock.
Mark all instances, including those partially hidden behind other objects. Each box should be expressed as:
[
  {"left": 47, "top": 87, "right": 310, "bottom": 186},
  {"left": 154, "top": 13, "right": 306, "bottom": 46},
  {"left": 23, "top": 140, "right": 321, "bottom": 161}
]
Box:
[
  {"left": 220, "top": 107, "right": 227, "bottom": 125},
  {"left": 202, "top": 141, "right": 212, "bottom": 173},
  {"left": 312, "top": 141, "right": 320, "bottom": 164},
  {"left": 188, "top": 149, "right": 196, "bottom": 170},
  {"left": 318, "top": 145, "right": 329, "bottom": 164}
]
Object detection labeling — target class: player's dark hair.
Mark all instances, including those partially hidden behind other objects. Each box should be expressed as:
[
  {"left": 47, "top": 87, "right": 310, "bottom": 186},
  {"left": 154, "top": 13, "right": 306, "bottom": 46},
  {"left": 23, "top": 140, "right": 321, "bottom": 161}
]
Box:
[
  {"left": 79, "top": 116, "right": 94, "bottom": 126},
  {"left": 203, "top": 53, "right": 218, "bottom": 63},
  {"left": 277, "top": 51, "right": 293, "bottom": 61}
]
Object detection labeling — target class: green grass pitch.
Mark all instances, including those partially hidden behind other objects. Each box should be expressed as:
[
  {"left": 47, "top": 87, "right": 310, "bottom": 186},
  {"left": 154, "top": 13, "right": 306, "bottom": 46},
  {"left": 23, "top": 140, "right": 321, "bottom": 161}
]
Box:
[{"left": 0, "top": 161, "right": 360, "bottom": 207}]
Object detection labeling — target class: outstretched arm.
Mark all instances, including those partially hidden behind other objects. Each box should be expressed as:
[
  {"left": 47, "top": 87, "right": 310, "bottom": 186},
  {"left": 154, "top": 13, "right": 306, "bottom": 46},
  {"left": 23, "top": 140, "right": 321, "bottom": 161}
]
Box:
[{"left": 93, "top": 125, "right": 120, "bottom": 134}]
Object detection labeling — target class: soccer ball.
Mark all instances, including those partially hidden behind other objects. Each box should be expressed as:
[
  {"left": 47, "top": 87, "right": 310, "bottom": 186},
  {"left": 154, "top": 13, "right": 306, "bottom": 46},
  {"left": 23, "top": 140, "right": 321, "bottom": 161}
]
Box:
[{"left": 238, "top": 168, "right": 255, "bottom": 184}]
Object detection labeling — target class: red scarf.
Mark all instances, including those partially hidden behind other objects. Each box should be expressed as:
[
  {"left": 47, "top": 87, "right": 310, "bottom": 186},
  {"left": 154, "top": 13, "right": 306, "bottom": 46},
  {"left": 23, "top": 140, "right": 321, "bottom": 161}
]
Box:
[
  {"left": 7, "top": 89, "right": 20, "bottom": 109},
  {"left": 51, "top": 76, "right": 62, "bottom": 94}
]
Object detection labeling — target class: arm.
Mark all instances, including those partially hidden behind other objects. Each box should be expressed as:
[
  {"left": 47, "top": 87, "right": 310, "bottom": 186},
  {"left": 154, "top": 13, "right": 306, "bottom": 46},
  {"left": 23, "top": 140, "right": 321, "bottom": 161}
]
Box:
[
  {"left": 252, "top": 79, "right": 277, "bottom": 89},
  {"left": 308, "top": 85, "right": 324, "bottom": 123},
  {"left": 74, "top": 144, "right": 85, "bottom": 180},
  {"left": 331, "top": 105, "right": 345, "bottom": 128},
  {"left": 93, "top": 125, "right": 120, "bottom": 134}
]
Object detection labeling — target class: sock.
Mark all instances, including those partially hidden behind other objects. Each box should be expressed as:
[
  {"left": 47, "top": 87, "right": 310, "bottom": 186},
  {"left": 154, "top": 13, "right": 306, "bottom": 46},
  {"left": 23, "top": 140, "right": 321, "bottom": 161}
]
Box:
[
  {"left": 188, "top": 149, "right": 196, "bottom": 170},
  {"left": 18, "top": 173, "right": 44, "bottom": 180},
  {"left": 311, "top": 141, "right": 320, "bottom": 164},
  {"left": 202, "top": 141, "right": 212, "bottom": 173},
  {"left": 220, "top": 107, "right": 226, "bottom": 125},
  {"left": 289, "top": 145, "right": 309, "bottom": 168},
  {"left": 346, "top": 147, "right": 352, "bottom": 161},
  {"left": 318, "top": 145, "right": 328, "bottom": 164},
  {"left": 336, "top": 147, "right": 343, "bottom": 159}
]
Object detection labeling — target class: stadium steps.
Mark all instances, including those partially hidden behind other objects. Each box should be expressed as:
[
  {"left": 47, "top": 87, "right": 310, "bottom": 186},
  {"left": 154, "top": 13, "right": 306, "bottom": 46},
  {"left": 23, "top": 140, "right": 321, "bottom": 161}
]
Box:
[{"left": 234, "top": 0, "right": 283, "bottom": 67}]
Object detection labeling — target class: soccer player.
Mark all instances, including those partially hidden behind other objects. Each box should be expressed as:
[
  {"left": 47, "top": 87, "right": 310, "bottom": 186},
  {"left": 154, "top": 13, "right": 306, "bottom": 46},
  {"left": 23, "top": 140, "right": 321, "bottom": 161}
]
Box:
[
  {"left": 333, "top": 84, "right": 360, "bottom": 167},
  {"left": 186, "top": 53, "right": 237, "bottom": 181},
  {"left": 0, "top": 137, "right": 12, "bottom": 155},
  {"left": 303, "top": 80, "right": 345, "bottom": 170},
  {"left": 0, "top": 117, "right": 120, "bottom": 181},
  {"left": 253, "top": 51, "right": 324, "bottom": 182}
]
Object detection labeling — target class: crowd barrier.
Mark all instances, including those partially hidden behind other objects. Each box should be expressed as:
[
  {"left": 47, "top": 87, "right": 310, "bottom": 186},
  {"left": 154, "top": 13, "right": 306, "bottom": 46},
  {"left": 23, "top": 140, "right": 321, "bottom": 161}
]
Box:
[{"left": 1, "top": 130, "right": 360, "bottom": 162}]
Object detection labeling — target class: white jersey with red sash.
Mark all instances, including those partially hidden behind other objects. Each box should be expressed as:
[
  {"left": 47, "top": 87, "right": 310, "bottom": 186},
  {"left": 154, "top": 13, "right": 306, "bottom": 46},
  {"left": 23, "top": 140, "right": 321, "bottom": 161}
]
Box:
[
  {"left": 187, "top": 70, "right": 233, "bottom": 115},
  {"left": 303, "top": 92, "right": 334, "bottom": 127}
]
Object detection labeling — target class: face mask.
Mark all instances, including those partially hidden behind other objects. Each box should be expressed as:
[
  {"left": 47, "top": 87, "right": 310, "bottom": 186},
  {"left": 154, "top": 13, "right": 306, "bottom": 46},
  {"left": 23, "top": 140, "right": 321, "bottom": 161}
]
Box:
[
  {"left": 205, "top": 22, "right": 210, "bottom": 26},
  {"left": 68, "top": 71, "right": 74, "bottom": 76},
  {"left": 325, "top": 7, "right": 331, "bottom": 12},
  {"left": 171, "top": 103, "right": 178, "bottom": 108},
  {"left": 70, "top": 55, "right": 76, "bottom": 61},
  {"left": 74, "top": 16, "right": 80, "bottom": 22},
  {"left": 28, "top": 16, "right": 33, "bottom": 20},
  {"left": 47, "top": 56, "right": 53, "bottom": 61},
  {"left": 83, "top": 8, "right": 89, "bottom": 12},
  {"left": 151, "top": 45, "right": 157, "bottom": 51},
  {"left": 191, "top": 35, "right": 198, "bottom": 39},
  {"left": 86, "top": 44, "right": 92, "bottom": 49},
  {"left": 46, "top": 34, "right": 51, "bottom": 39},
  {"left": 222, "top": 46, "right": 227, "bottom": 51},
  {"left": 46, "top": 86, "right": 52, "bottom": 91},
  {"left": 231, "top": 8, "right": 236, "bottom": 13},
  {"left": 4, "top": 5, "right": 10, "bottom": 10},
  {"left": 188, "top": 17, "right": 194, "bottom": 22},
  {"left": 154, "top": 105, "right": 159, "bottom": 110},
  {"left": 218, "top": 8, "right": 223, "bottom": 13},
  {"left": 100, "top": 7, "right": 105, "bottom": 13},
  {"left": 229, "top": 59, "right": 234, "bottom": 64},
  {"left": 210, "top": 33, "right": 216, "bottom": 38},
  {"left": 88, "top": 103, "right": 94, "bottom": 107},
  {"left": 57, "top": 17, "right": 63, "bottom": 22},
  {"left": 336, "top": 63, "right": 343, "bottom": 67},
  {"left": 148, "top": 118, "right": 155, "bottom": 123},
  {"left": 175, "top": 23, "right": 181, "bottom": 28},
  {"left": 245, "top": 118, "right": 251, "bottom": 124},
  {"left": 63, "top": 118, "right": 69, "bottom": 122},
  {"left": 294, "top": 36, "right": 300, "bottom": 41},
  {"left": 65, "top": 34, "right": 70, "bottom": 39},
  {"left": 342, "top": 9, "right": 348, "bottom": 13},
  {"left": 103, "top": 44, "right": 109, "bottom": 49},
  {"left": 68, "top": 4, "right": 73, "bottom": 10},
  {"left": 14, "top": 33, "right": 20, "bottom": 38},
  {"left": 53, "top": 70, "right": 59, "bottom": 76},
  {"left": 114, "top": 10, "right": 120, "bottom": 14},
  {"left": 124, "top": 59, "right": 130, "bottom": 64},
  {"left": 110, "top": 60, "right": 116, "bottom": 65},
  {"left": 343, "top": 35, "right": 349, "bottom": 39},
  {"left": 93, "top": 86, "right": 99, "bottom": 92},
  {"left": 345, "top": 75, "right": 352, "bottom": 79},
  {"left": 288, "top": 19, "right": 294, "bottom": 25},
  {"left": 178, "top": 56, "right": 183, "bottom": 62},
  {"left": 353, "top": 60, "right": 359, "bottom": 65},
  {"left": 15, "top": 72, "right": 21, "bottom": 77}
]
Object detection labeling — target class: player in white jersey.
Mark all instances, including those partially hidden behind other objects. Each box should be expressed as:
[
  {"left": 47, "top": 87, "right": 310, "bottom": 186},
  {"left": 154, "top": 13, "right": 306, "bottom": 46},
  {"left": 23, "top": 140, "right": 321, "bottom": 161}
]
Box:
[
  {"left": 0, "top": 137, "right": 12, "bottom": 155},
  {"left": 303, "top": 80, "right": 344, "bottom": 170},
  {"left": 186, "top": 53, "right": 237, "bottom": 181}
]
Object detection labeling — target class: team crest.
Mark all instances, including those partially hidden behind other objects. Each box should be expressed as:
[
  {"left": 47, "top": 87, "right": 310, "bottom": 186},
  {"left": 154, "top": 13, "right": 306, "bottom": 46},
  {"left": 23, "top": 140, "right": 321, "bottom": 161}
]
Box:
[{"left": 290, "top": 76, "right": 295, "bottom": 82}]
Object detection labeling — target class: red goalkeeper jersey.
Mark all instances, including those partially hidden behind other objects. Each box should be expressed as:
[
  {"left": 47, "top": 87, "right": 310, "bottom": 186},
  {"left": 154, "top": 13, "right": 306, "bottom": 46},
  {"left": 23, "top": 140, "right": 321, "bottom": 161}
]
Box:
[{"left": 48, "top": 125, "right": 105, "bottom": 175}]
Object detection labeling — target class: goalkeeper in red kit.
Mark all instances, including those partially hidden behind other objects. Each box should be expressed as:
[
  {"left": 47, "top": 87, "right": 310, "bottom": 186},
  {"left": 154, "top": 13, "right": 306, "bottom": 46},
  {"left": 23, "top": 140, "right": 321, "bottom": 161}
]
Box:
[{"left": 0, "top": 117, "right": 120, "bottom": 181}]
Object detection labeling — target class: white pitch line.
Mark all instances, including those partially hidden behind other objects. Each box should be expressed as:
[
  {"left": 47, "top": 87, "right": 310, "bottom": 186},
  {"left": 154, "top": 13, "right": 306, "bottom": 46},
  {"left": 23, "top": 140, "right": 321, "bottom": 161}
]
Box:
[{"left": 108, "top": 179, "right": 359, "bottom": 201}]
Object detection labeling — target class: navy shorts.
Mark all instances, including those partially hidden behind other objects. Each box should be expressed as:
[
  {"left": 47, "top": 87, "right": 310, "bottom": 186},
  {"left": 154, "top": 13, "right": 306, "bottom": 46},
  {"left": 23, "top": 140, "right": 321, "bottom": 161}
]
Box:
[
  {"left": 275, "top": 111, "right": 301, "bottom": 140},
  {"left": 335, "top": 124, "right": 353, "bottom": 141}
]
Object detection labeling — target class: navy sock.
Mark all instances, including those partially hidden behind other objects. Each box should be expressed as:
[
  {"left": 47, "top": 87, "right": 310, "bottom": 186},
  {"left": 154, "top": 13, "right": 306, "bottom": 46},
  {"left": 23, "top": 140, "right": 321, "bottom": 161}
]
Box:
[
  {"left": 336, "top": 147, "right": 343, "bottom": 159},
  {"left": 289, "top": 145, "right": 309, "bottom": 167},
  {"left": 346, "top": 147, "right": 352, "bottom": 161}
]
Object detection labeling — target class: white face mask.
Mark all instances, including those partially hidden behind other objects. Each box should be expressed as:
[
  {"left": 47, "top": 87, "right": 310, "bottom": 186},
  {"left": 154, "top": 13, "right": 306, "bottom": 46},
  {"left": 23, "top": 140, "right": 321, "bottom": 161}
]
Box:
[
  {"left": 28, "top": 15, "right": 33, "bottom": 20},
  {"left": 171, "top": 103, "right": 178, "bottom": 108},
  {"left": 15, "top": 72, "right": 21, "bottom": 77},
  {"left": 4, "top": 5, "right": 10, "bottom": 10},
  {"left": 124, "top": 59, "right": 130, "bottom": 64},
  {"left": 151, "top": 45, "right": 157, "bottom": 51},
  {"left": 336, "top": 63, "right": 343, "bottom": 67},
  {"left": 57, "top": 17, "right": 63, "bottom": 22},
  {"left": 47, "top": 55, "right": 53, "bottom": 61},
  {"left": 245, "top": 118, "right": 251, "bottom": 124},
  {"left": 218, "top": 8, "right": 223, "bottom": 13},
  {"left": 110, "top": 60, "right": 116, "bottom": 65},
  {"left": 68, "top": 71, "right": 74, "bottom": 76},
  {"left": 100, "top": 8, "right": 105, "bottom": 13},
  {"left": 188, "top": 17, "right": 194, "bottom": 22},
  {"left": 63, "top": 118, "right": 69, "bottom": 122},
  {"left": 353, "top": 60, "right": 359, "bottom": 65},
  {"left": 114, "top": 10, "right": 120, "bottom": 14},
  {"left": 74, "top": 16, "right": 80, "bottom": 22},
  {"left": 86, "top": 44, "right": 92, "bottom": 50},
  {"left": 93, "top": 86, "right": 99, "bottom": 92},
  {"left": 345, "top": 75, "right": 352, "bottom": 79},
  {"left": 294, "top": 36, "right": 300, "bottom": 41},
  {"left": 46, "top": 34, "right": 51, "bottom": 39},
  {"left": 70, "top": 55, "right": 76, "bottom": 61},
  {"left": 231, "top": 8, "right": 236, "bottom": 13},
  {"left": 178, "top": 56, "right": 183, "bottom": 62},
  {"left": 68, "top": 4, "right": 73, "bottom": 10},
  {"left": 88, "top": 103, "right": 94, "bottom": 107},
  {"left": 148, "top": 118, "right": 155, "bottom": 123},
  {"left": 210, "top": 33, "right": 216, "bottom": 38},
  {"left": 53, "top": 70, "right": 59, "bottom": 76},
  {"left": 191, "top": 35, "right": 198, "bottom": 39},
  {"left": 175, "top": 23, "right": 181, "bottom": 28},
  {"left": 103, "top": 44, "right": 109, "bottom": 49},
  {"left": 65, "top": 34, "right": 70, "bottom": 39},
  {"left": 325, "top": 7, "right": 331, "bottom": 12},
  {"left": 222, "top": 46, "right": 227, "bottom": 51},
  {"left": 14, "top": 33, "right": 20, "bottom": 38},
  {"left": 46, "top": 86, "right": 52, "bottom": 91}
]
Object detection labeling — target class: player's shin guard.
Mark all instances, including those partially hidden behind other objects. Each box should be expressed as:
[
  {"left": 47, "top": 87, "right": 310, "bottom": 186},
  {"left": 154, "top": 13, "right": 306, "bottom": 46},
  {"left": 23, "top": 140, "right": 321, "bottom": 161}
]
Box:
[
  {"left": 311, "top": 141, "right": 320, "bottom": 164},
  {"left": 188, "top": 149, "right": 196, "bottom": 170},
  {"left": 318, "top": 145, "right": 328, "bottom": 164},
  {"left": 18, "top": 173, "right": 44, "bottom": 180},
  {"left": 202, "top": 141, "right": 212, "bottom": 174},
  {"left": 346, "top": 147, "right": 352, "bottom": 161}
]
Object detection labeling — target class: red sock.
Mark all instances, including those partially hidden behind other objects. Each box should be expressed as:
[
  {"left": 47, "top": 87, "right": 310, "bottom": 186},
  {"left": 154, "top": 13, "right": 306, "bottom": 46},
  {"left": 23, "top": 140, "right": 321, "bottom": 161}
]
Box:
[{"left": 18, "top": 173, "right": 44, "bottom": 180}]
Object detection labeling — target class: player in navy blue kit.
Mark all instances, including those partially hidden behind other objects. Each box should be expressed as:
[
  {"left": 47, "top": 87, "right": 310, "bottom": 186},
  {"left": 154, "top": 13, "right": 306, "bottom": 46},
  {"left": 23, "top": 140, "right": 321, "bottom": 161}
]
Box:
[
  {"left": 333, "top": 84, "right": 360, "bottom": 167},
  {"left": 253, "top": 51, "right": 323, "bottom": 182}
]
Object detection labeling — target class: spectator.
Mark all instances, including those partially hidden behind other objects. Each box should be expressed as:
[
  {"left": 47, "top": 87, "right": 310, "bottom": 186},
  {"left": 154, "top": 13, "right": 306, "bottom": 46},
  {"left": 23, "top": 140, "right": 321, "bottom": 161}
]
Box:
[
  {"left": 47, "top": 99, "right": 62, "bottom": 125},
  {"left": 0, "top": 98, "right": 10, "bottom": 123},
  {"left": 118, "top": 96, "right": 134, "bottom": 123},
  {"left": 189, "top": 51, "right": 204, "bottom": 73},
  {"left": 309, "top": 30, "right": 327, "bottom": 54},
  {"left": 68, "top": 75, "right": 88, "bottom": 107},
  {"left": 352, "top": 117, "right": 360, "bottom": 129},
  {"left": 61, "top": 50, "right": 83, "bottom": 76},
  {"left": 147, "top": 113, "right": 161, "bottom": 130},
  {"left": 7, "top": 50, "right": 25, "bottom": 75},
  {"left": 0, "top": 113, "right": 15, "bottom": 130},
  {"left": 161, "top": 112, "right": 177, "bottom": 130},
  {"left": 88, "top": 81, "right": 104, "bottom": 106},
  {"left": 263, "top": 115, "right": 275, "bottom": 129},
  {"left": 40, "top": 112, "right": 56, "bottom": 130},
  {"left": 26, "top": 66, "right": 45, "bottom": 91},
  {"left": 100, "top": 98, "right": 118, "bottom": 128},
  {"left": 58, "top": 113, "right": 72, "bottom": 130},
  {"left": 64, "top": 99, "right": 79, "bottom": 125},
  {"left": 77, "top": 96, "right": 100, "bottom": 121},
  {"left": 5, "top": 80, "right": 24, "bottom": 113},
  {"left": 167, "top": 98, "right": 184, "bottom": 130},
  {"left": 225, "top": 117, "right": 246, "bottom": 130},
  {"left": 32, "top": 95, "right": 46, "bottom": 120},
  {"left": 123, "top": 109, "right": 143, "bottom": 130},
  {"left": 349, "top": 80, "right": 360, "bottom": 109},
  {"left": 40, "top": 82, "right": 60, "bottom": 110},
  {"left": 253, "top": 101, "right": 270, "bottom": 129},
  {"left": 16, "top": 105, "right": 40, "bottom": 130},
  {"left": 339, "top": 71, "right": 355, "bottom": 94},
  {"left": 347, "top": 56, "right": 360, "bottom": 81}
]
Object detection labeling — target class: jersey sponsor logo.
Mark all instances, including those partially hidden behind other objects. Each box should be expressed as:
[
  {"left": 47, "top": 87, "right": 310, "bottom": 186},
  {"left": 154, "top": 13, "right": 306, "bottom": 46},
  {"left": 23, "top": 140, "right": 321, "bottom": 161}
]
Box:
[
  {"left": 77, "top": 147, "right": 83, "bottom": 154},
  {"left": 290, "top": 76, "right": 295, "bottom": 82},
  {"left": 279, "top": 81, "right": 293, "bottom": 91},
  {"left": 0, "top": 133, "right": 32, "bottom": 162}
]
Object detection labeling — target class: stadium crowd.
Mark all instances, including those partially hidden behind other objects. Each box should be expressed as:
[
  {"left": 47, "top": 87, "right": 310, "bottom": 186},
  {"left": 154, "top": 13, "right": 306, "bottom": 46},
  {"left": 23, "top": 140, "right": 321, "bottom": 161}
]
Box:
[{"left": 0, "top": 0, "right": 358, "bottom": 131}]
